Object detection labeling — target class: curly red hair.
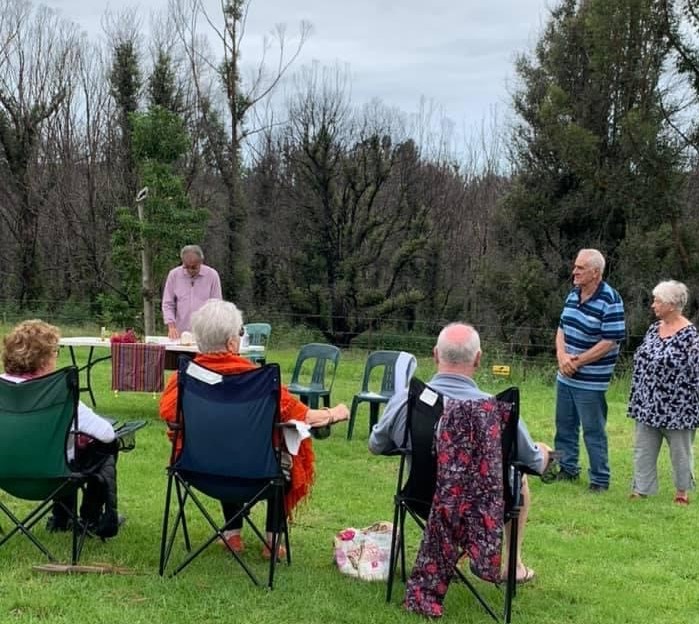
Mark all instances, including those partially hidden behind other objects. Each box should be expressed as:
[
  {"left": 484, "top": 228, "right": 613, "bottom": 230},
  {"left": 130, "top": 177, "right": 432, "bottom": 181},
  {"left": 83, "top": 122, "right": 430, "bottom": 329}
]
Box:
[{"left": 2, "top": 319, "right": 60, "bottom": 375}]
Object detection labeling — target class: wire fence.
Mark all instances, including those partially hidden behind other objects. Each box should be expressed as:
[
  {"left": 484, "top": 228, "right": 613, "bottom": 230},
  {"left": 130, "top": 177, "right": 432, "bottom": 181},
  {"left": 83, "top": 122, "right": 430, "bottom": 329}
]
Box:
[{"left": 0, "top": 299, "right": 646, "bottom": 378}]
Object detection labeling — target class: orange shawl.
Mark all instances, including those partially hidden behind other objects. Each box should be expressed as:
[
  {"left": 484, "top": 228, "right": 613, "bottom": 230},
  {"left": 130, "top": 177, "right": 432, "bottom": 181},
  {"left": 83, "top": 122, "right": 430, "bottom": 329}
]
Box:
[{"left": 159, "top": 353, "right": 315, "bottom": 516}]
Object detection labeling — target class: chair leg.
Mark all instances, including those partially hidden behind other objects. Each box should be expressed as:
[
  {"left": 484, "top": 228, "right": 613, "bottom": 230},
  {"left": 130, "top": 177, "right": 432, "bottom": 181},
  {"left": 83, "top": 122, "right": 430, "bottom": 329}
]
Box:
[
  {"left": 399, "top": 506, "right": 409, "bottom": 583},
  {"left": 347, "top": 397, "right": 360, "bottom": 440},
  {"left": 71, "top": 482, "right": 91, "bottom": 565},
  {"left": 171, "top": 487, "right": 260, "bottom": 584},
  {"left": 369, "top": 402, "right": 379, "bottom": 433},
  {"left": 504, "top": 508, "right": 520, "bottom": 624},
  {"left": 0, "top": 499, "right": 57, "bottom": 561},
  {"left": 453, "top": 566, "right": 500, "bottom": 622},
  {"left": 175, "top": 482, "right": 192, "bottom": 552},
  {"left": 159, "top": 473, "right": 175, "bottom": 575},
  {"left": 386, "top": 500, "right": 403, "bottom": 602},
  {"left": 266, "top": 485, "right": 284, "bottom": 589}
]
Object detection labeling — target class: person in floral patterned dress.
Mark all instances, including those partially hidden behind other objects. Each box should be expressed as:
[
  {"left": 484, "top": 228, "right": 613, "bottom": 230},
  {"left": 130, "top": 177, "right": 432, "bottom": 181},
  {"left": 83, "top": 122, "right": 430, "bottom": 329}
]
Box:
[{"left": 628, "top": 280, "right": 699, "bottom": 505}]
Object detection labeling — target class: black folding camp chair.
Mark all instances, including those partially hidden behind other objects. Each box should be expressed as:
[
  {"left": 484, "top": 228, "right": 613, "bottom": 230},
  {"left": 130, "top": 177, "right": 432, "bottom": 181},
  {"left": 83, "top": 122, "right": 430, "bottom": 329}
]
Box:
[
  {"left": 159, "top": 359, "right": 290, "bottom": 588},
  {"left": 0, "top": 367, "right": 91, "bottom": 564},
  {"left": 385, "top": 378, "right": 525, "bottom": 623}
]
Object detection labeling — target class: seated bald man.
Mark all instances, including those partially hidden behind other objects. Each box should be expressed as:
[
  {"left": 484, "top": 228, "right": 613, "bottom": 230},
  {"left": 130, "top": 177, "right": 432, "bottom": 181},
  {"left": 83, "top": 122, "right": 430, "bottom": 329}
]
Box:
[{"left": 369, "top": 322, "right": 552, "bottom": 584}]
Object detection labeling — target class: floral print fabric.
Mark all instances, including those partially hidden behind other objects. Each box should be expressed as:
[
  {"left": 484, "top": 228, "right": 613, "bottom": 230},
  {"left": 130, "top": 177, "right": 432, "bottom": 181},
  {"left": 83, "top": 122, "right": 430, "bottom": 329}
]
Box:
[
  {"left": 404, "top": 398, "right": 507, "bottom": 618},
  {"left": 628, "top": 322, "right": 699, "bottom": 430}
]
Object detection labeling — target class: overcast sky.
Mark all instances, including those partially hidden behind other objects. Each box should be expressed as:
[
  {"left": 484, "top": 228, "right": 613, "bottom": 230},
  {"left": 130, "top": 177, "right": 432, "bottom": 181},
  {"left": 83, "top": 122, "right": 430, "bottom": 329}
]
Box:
[{"left": 45, "top": 0, "right": 551, "bottom": 138}]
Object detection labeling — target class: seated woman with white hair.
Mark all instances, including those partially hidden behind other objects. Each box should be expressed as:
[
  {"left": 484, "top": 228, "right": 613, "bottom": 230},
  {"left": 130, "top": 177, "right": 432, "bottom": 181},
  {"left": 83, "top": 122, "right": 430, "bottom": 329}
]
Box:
[{"left": 159, "top": 299, "right": 349, "bottom": 558}]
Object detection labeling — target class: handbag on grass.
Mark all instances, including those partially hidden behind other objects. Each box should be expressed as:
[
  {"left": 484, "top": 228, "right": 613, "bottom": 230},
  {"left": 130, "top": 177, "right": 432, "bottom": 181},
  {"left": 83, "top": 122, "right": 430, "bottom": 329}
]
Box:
[{"left": 333, "top": 521, "right": 394, "bottom": 581}]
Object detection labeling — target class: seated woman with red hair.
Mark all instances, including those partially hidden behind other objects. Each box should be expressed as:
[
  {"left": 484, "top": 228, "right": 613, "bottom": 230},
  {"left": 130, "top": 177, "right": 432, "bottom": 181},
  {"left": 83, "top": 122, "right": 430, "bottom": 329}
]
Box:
[
  {"left": 159, "top": 299, "right": 349, "bottom": 559},
  {"left": 1, "top": 320, "right": 121, "bottom": 537}
]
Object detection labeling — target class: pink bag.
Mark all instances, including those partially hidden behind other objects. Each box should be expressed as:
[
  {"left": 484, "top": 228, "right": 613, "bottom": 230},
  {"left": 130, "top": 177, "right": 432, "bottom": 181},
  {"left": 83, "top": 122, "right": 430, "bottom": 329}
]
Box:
[{"left": 333, "top": 521, "right": 394, "bottom": 581}]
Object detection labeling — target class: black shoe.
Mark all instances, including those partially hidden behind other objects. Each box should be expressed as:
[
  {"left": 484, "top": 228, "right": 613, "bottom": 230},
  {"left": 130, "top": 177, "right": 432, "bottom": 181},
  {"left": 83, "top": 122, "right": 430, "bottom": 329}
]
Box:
[
  {"left": 45, "top": 515, "right": 71, "bottom": 533},
  {"left": 93, "top": 513, "right": 126, "bottom": 539},
  {"left": 555, "top": 470, "right": 579, "bottom": 482},
  {"left": 588, "top": 484, "right": 608, "bottom": 493}
]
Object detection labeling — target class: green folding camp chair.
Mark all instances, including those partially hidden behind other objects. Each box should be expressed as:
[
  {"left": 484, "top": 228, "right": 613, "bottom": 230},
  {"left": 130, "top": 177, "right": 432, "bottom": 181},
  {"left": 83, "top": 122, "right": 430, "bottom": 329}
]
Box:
[{"left": 0, "top": 367, "right": 91, "bottom": 564}]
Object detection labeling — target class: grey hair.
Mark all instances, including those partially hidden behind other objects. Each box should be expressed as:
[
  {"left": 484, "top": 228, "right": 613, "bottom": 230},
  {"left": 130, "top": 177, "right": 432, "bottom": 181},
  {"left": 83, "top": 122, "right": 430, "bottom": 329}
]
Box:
[
  {"left": 180, "top": 245, "right": 204, "bottom": 261},
  {"left": 436, "top": 322, "right": 481, "bottom": 365},
  {"left": 653, "top": 280, "right": 689, "bottom": 312},
  {"left": 578, "top": 248, "right": 606, "bottom": 274},
  {"left": 191, "top": 299, "right": 243, "bottom": 353}
]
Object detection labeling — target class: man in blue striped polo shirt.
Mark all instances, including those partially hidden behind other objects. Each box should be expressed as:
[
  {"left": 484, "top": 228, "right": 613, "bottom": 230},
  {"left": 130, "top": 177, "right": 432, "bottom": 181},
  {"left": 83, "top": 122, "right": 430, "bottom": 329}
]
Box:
[{"left": 554, "top": 249, "right": 625, "bottom": 491}]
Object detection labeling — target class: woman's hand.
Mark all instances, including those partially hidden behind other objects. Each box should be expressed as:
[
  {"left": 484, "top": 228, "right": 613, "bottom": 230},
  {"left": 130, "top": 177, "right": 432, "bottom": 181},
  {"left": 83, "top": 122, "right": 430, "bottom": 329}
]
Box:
[
  {"left": 330, "top": 404, "right": 349, "bottom": 424},
  {"left": 307, "top": 404, "right": 350, "bottom": 427}
]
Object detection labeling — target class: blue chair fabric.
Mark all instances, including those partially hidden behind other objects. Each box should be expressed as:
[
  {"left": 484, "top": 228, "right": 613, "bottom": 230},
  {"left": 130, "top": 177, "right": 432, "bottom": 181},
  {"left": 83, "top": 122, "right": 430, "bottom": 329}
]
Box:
[{"left": 159, "top": 359, "right": 289, "bottom": 587}]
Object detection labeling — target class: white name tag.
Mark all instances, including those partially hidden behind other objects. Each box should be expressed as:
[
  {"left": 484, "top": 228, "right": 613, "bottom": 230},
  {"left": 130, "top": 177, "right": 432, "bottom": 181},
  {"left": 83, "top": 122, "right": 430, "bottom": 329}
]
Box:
[
  {"left": 186, "top": 362, "right": 223, "bottom": 385},
  {"left": 419, "top": 388, "right": 439, "bottom": 407}
]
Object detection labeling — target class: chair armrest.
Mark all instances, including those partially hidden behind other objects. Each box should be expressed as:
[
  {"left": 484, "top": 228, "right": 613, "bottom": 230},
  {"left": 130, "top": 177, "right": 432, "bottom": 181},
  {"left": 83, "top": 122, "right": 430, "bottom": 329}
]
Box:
[
  {"left": 510, "top": 460, "right": 538, "bottom": 476},
  {"left": 384, "top": 446, "right": 411, "bottom": 458}
]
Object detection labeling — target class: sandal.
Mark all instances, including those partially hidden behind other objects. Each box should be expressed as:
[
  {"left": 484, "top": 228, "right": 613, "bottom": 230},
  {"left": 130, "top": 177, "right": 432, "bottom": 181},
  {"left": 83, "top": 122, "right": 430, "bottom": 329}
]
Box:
[
  {"left": 673, "top": 494, "right": 689, "bottom": 505},
  {"left": 500, "top": 566, "right": 536, "bottom": 585},
  {"left": 262, "top": 544, "right": 287, "bottom": 561}
]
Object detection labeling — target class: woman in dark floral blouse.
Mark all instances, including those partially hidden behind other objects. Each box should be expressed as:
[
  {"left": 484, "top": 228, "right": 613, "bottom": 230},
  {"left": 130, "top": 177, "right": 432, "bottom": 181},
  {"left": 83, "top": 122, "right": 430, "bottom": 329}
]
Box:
[{"left": 628, "top": 280, "right": 699, "bottom": 505}]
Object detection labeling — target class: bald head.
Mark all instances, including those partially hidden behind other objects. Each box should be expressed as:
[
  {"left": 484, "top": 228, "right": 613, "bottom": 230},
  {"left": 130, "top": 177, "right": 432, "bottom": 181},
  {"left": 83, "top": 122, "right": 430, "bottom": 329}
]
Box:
[{"left": 434, "top": 323, "right": 481, "bottom": 374}]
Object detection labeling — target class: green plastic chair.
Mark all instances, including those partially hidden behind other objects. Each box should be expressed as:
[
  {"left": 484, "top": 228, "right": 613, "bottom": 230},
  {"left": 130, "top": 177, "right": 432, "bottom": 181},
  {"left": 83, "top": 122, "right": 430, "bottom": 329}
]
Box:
[
  {"left": 243, "top": 322, "right": 272, "bottom": 365},
  {"left": 287, "top": 343, "right": 341, "bottom": 409},
  {"left": 347, "top": 350, "right": 403, "bottom": 440},
  {"left": 0, "top": 367, "right": 90, "bottom": 564}
]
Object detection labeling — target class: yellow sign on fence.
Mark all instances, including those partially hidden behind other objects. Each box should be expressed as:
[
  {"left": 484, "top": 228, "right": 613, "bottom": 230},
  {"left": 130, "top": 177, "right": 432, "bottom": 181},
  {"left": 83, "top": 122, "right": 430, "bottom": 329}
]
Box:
[{"left": 491, "top": 365, "right": 511, "bottom": 378}]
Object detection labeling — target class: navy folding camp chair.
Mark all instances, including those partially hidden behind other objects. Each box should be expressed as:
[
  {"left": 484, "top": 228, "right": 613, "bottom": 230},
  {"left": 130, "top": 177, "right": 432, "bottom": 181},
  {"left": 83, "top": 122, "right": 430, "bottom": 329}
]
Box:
[
  {"left": 159, "top": 359, "right": 289, "bottom": 588},
  {"left": 0, "top": 367, "right": 91, "bottom": 565}
]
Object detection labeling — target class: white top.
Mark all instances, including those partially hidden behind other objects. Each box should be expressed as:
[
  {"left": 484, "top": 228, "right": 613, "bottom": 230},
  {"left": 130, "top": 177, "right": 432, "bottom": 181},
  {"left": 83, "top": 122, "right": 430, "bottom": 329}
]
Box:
[{"left": 0, "top": 373, "right": 116, "bottom": 460}]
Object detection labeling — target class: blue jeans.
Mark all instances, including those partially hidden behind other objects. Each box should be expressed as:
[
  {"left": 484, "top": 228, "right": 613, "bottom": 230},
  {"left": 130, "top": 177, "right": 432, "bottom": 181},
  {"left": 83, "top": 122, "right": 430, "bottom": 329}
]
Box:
[{"left": 554, "top": 382, "right": 610, "bottom": 487}]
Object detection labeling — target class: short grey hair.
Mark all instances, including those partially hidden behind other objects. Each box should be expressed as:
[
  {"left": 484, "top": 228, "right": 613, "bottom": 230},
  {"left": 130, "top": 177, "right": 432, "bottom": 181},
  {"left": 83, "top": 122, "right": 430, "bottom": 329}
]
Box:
[
  {"left": 652, "top": 280, "right": 689, "bottom": 312},
  {"left": 436, "top": 322, "right": 481, "bottom": 365},
  {"left": 191, "top": 299, "right": 243, "bottom": 353},
  {"left": 578, "top": 248, "right": 606, "bottom": 274},
  {"left": 180, "top": 245, "right": 204, "bottom": 261}
]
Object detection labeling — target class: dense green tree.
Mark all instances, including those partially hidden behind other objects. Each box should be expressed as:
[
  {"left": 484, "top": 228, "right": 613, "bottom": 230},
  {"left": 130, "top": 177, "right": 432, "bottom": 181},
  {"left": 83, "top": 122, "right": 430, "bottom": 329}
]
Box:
[
  {"left": 101, "top": 107, "right": 206, "bottom": 331},
  {"left": 148, "top": 49, "right": 183, "bottom": 113},
  {"left": 273, "top": 71, "right": 435, "bottom": 345},
  {"left": 484, "top": 0, "right": 684, "bottom": 347},
  {"left": 108, "top": 38, "right": 142, "bottom": 202}
]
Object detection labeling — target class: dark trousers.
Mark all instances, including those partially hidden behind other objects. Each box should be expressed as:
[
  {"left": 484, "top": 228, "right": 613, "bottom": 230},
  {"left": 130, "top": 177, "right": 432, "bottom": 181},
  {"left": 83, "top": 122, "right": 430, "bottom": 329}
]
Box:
[
  {"left": 221, "top": 495, "right": 283, "bottom": 533},
  {"left": 53, "top": 443, "right": 120, "bottom": 537}
]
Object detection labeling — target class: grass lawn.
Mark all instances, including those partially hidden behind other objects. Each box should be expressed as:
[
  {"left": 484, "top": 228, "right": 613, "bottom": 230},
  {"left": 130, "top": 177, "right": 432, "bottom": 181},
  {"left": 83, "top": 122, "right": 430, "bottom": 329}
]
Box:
[{"left": 1, "top": 341, "right": 697, "bottom": 624}]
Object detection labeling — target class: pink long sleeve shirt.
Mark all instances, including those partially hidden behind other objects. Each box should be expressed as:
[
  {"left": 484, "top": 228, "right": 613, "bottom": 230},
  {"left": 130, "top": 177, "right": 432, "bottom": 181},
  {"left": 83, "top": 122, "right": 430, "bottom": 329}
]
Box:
[{"left": 161, "top": 264, "right": 222, "bottom": 333}]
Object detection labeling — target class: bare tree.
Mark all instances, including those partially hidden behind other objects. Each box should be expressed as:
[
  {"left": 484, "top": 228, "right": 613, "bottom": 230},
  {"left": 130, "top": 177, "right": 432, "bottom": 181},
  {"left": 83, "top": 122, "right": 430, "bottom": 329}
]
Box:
[
  {"left": 0, "top": 0, "right": 79, "bottom": 307},
  {"left": 170, "top": 0, "right": 310, "bottom": 302}
]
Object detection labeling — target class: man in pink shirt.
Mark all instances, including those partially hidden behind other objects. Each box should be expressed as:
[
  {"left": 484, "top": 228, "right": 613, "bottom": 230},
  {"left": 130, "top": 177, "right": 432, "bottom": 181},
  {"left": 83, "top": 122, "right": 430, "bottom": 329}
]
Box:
[{"left": 162, "top": 245, "right": 222, "bottom": 339}]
